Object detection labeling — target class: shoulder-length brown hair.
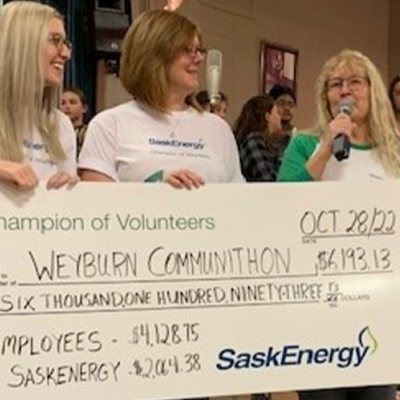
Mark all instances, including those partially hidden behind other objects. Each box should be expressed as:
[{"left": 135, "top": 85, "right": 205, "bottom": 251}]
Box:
[
  {"left": 120, "top": 10, "right": 203, "bottom": 113},
  {"left": 234, "top": 95, "right": 276, "bottom": 148}
]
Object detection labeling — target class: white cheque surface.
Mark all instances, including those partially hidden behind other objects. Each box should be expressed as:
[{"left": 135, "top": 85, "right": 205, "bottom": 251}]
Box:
[{"left": 0, "top": 180, "right": 399, "bottom": 399}]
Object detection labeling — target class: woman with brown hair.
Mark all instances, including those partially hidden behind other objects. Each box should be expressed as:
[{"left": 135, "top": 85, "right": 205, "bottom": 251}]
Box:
[
  {"left": 234, "top": 94, "right": 285, "bottom": 182},
  {"left": 61, "top": 87, "right": 89, "bottom": 158},
  {"left": 79, "top": 10, "right": 243, "bottom": 187}
]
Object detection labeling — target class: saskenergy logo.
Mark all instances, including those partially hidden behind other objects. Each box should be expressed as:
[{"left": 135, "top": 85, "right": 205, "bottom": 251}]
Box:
[
  {"left": 149, "top": 138, "right": 205, "bottom": 150},
  {"left": 216, "top": 327, "right": 378, "bottom": 371}
]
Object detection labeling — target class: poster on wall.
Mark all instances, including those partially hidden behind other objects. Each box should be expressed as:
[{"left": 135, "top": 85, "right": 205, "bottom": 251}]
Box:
[{"left": 260, "top": 41, "right": 298, "bottom": 95}]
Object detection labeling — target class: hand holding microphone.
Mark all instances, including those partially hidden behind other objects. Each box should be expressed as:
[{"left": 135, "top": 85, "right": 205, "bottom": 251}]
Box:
[
  {"left": 332, "top": 99, "right": 354, "bottom": 161},
  {"left": 307, "top": 101, "right": 354, "bottom": 180}
]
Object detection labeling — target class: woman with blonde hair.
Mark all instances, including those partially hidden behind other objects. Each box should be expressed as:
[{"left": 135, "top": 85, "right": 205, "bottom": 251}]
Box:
[
  {"left": 79, "top": 10, "right": 243, "bottom": 187},
  {"left": 278, "top": 49, "right": 399, "bottom": 399},
  {"left": 0, "top": 1, "right": 77, "bottom": 190},
  {"left": 279, "top": 49, "right": 400, "bottom": 182}
]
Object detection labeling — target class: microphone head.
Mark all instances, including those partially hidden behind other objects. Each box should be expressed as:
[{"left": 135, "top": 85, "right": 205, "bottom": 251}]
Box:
[
  {"left": 206, "top": 49, "right": 223, "bottom": 106},
  {"left": 206, "top": 49, "right": 223, "bottom": 69},
  {"left": 338, "top": 99, "right": 354, "bottom": 116}
]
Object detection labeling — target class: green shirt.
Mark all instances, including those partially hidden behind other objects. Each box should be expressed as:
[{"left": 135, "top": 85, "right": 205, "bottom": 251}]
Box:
[
  {"left": 278, "top": 133, "right": 318, "bottom": 182},
  {"left": 277, "top": 133, "right": 386, "bottom": 182}
]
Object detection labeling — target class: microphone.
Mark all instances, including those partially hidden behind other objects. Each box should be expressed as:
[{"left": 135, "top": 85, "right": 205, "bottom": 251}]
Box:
[
  {"left": 333, "top": 99, "right": 354, "bottom": 161},
  {"left": 206, "top": 49, "right": 223, "bottom": 107}
]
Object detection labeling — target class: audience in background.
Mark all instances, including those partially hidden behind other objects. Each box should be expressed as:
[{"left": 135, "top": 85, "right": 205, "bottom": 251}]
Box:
[
  {"left": 389, "top": 74, "right": 400, "bottom": 128},
  {"left": 61, "top": 87, "right": 89, "bottom": 158},
  {"left": 0, "top": 1, "right": 77, "bottom": 190},
  {"left": 196, "top": 90, "right": 229, "bottom": 119},
  {"left": 269, "top": 84, "right": 298, "bottom": 135},
  {"left": 79, "top": 10, "right": 243, "bottom": 188},
  {"left": 212, "top": 93, "right": 228, "bottom": 119},
  {"left": 234, "top": 94, "right": 288, "bottom": 182}
]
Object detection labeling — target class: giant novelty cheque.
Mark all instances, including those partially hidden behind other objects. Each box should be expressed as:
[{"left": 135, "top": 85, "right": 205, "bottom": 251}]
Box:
[{"left": 0, "top": 181, "right": 399, "bottom": 399}]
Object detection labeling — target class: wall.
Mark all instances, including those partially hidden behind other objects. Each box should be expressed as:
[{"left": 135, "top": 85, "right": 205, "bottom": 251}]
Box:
[
  {"left": 99, "top": 0, "right": 390, "bottom": 129},
  {"left": 388, "top": 0, "right": 400, "bottom": 81},
  {"left": 96, "top": 0, "right": 147, "bottom": 113}
]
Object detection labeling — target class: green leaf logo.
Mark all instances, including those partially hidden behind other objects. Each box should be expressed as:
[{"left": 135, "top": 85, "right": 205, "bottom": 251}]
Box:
[
  {"left": 359, "top": 326, "right": 378, "bottom": 355},
  {"left": 144, "top": 170, "right": 164, "bottom": 182}
]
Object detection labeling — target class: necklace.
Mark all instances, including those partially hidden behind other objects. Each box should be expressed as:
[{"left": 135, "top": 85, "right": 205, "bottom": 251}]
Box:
[{"left": 156, "top": 110, "right": 186, "bottom": 137}]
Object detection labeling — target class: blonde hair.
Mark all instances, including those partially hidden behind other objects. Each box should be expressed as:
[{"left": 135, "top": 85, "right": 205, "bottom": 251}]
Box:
[
  {"left": 0, "top": 1, "right": 65, "bottom": 162},
  {"left": 120, "top": 10, "right": 202, "bottom": 113},
  {"left": 314, "top": 49, "right": 400, "bottom": 177}
]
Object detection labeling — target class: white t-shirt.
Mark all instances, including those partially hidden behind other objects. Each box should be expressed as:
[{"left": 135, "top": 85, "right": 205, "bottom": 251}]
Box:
[
  {"left": 318, "top": 144, "right": 390, "bottom": 181},
  {"left": 19, "top": 111, "right": 76, "bottom": 180},
  {"left": 79, "top": 100, "right": 244, "bottom": 183}
]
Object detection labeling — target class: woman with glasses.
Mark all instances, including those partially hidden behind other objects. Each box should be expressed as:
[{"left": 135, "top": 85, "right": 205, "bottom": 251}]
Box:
[
  {"left": 79, "top": 10, "right": 243, "bottom": 187},
  {"left": 278, "top": 49, "right": 400, "bottom": 184},
  {"left": 278, "top": 49, "right": 400, "bottom": 399},
  {"left": 0, "top": 1, "right": 77, "bottom": 190}
]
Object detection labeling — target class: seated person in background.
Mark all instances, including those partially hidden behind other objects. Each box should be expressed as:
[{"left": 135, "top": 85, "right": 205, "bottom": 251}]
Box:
[
  {"left": 234, "top": 94, "right": 286, "bottom": 182},
  {"left": 388, "top": 74, "right": 400, "bottom": 128},
  {"left": 61, "top": 87, "right": 89, "bottom": 157},
  {"left": 196, "top": 90, "right": 229, "bottom": 119},
  {"left": 269, "top": 84, "right": 297, "bottom": 135}
]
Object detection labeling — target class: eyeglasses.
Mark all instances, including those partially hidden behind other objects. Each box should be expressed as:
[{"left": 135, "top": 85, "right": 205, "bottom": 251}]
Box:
[
  {"left": 182, "top": 46, "right": 207, "bottom": 58},
  {"left": 327, "top": 76, "right": 369, "bottom": 92},
  {"left": 48, "top": 34, "right": 73, "bottom": 52},
  {"left": 276, "top": 99, "right": 296, "bottom": 109}
]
